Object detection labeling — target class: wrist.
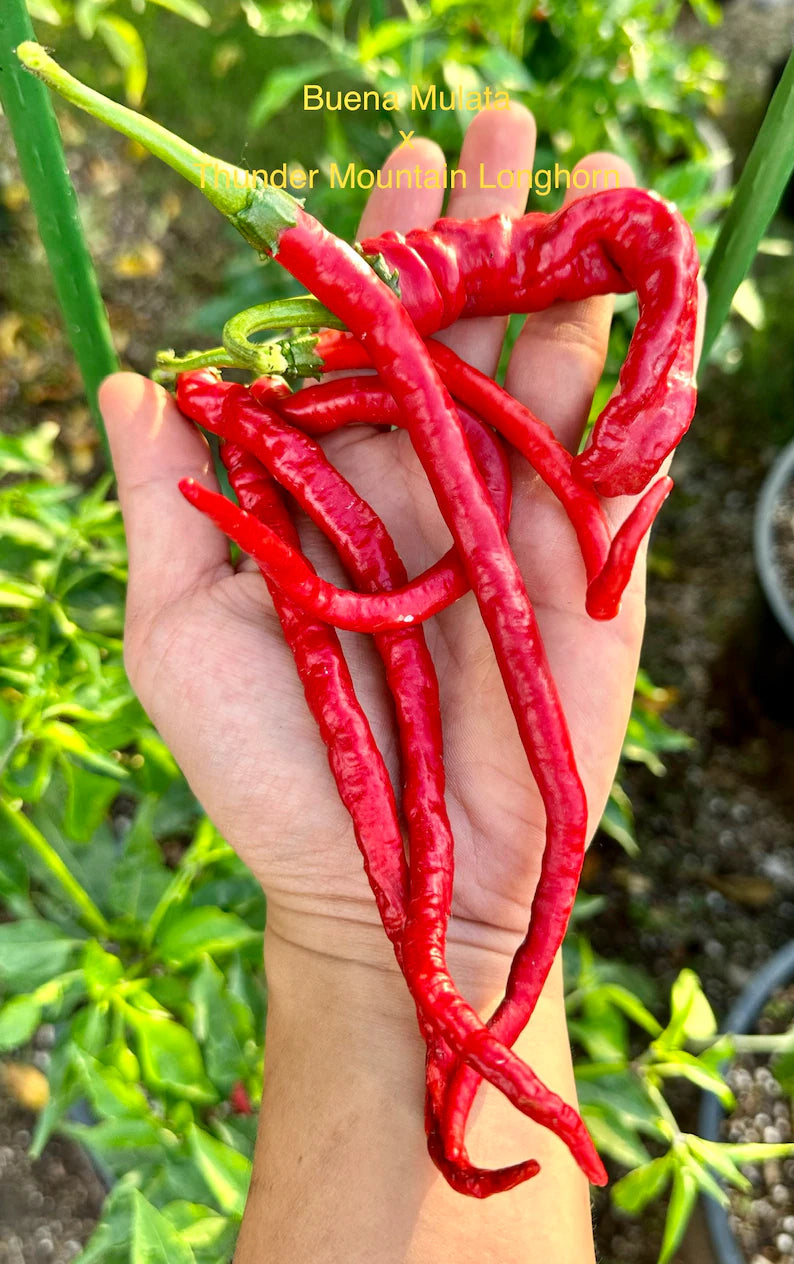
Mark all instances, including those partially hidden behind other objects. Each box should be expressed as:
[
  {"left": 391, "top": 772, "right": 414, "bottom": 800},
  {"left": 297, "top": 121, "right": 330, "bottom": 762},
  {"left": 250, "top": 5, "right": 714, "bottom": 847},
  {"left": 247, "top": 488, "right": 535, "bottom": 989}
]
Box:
[
  {"left": 235, "top": 920, "right": 595, "bottom": 1264},
  {"left": 263, "top": 894, "right": 566, "bottom": 1024}
]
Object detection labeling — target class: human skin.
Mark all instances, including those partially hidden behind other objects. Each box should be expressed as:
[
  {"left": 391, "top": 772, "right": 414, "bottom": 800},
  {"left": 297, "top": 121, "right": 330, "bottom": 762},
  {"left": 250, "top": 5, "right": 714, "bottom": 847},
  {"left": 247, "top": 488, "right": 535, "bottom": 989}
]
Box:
[{"left": 99, "top": 105, "right": 704, "bottom": 1263}]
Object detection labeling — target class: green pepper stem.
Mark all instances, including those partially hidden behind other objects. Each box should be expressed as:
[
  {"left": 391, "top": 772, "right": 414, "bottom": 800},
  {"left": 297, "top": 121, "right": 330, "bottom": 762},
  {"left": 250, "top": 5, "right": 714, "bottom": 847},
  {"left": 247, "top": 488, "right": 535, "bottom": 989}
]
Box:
[
  {"left": 223, "top": 297, "right": 344, "bottom": 367},
  {"left": 153, "top": 348, "right": 239, "bottom": 383},
  {"left": 15, "top": 42, "right": 298, "bottom": 252}
]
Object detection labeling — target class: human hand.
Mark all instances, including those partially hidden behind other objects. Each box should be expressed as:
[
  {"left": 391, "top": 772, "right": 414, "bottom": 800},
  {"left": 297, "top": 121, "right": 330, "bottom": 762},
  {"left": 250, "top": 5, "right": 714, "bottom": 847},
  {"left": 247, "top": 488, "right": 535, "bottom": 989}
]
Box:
[{"left": 100, "top": 104, "right": 702, "bottom": 989}]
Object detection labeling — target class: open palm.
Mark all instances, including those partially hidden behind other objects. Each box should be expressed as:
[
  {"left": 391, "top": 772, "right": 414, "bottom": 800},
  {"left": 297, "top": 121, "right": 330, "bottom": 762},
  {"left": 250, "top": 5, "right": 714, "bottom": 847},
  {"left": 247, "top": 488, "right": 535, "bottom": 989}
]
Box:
[{"left": 101, "top": 106, "right": 697, "bottom": 971}]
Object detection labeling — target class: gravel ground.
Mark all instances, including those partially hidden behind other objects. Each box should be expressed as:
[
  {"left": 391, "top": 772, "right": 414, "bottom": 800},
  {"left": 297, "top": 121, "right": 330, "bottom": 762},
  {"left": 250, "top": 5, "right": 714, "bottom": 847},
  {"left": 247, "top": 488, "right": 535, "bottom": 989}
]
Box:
[
  {"left": 721, "top": 986, "right": 794, "bottom": 1264},
  {"left": 772, "top": 479, "right": 794, "bottom": 612},
  {"left": 0, "top": 1089, "right": 103, "bottom": 1264}
]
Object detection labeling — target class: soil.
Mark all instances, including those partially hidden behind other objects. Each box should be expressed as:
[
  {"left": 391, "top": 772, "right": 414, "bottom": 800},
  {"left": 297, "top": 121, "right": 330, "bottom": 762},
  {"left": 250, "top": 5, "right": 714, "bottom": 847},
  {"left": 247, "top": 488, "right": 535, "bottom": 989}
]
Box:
[
  {"left": 772, "top": 479, "right": 794, "bottom": 614},
  {"left": 0, "top": 1041, "right": 104, "bottom": 1264},
  {"left": 588, "top": 412, "right": 794, "bottom": 1263}
]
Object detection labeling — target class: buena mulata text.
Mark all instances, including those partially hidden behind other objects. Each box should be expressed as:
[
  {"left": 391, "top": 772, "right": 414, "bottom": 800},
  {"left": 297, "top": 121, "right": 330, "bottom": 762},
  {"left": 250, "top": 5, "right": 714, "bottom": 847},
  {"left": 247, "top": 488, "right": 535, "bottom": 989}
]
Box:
[{"left": 303, "top": 85, "right": 510, "bottom": 111}]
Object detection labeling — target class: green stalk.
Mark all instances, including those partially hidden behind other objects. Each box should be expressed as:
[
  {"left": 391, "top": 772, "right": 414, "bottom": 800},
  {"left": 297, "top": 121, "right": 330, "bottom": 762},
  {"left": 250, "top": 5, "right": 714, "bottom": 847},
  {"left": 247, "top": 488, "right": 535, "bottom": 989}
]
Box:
[
  {"left": 0, "top": 5, "right": 119, "bottom": 452},
  {"left": 0, "top": 797, "right": 111, "bottom": 938},
  {"left": 222, "top": 296, "right": 343, "bottom": 372},
  {"left": 702, "top": 46, "right": 794, "bottom": 363},
  {"left": 16, "top": 42, "right": 299, "bottom": 254},
  {"left": 151, "top": 347, "right": 239, "bottom": 384}
]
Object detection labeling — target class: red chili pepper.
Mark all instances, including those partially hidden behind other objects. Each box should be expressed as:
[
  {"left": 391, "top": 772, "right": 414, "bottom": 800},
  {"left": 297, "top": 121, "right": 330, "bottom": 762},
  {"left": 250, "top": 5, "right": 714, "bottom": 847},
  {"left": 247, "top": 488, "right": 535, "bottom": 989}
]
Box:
[
  {"left": 229, "top": 1080, "right": 254, "bottom": 1115},
  {"left": 356, "top": 190, "right": 699, "bottom": 497},
  {"left": 215, "top": 390, "right": 603, "bottom": 1190},
  {"left": 178, "top": 372, "right": 512, "bottom": 632}
]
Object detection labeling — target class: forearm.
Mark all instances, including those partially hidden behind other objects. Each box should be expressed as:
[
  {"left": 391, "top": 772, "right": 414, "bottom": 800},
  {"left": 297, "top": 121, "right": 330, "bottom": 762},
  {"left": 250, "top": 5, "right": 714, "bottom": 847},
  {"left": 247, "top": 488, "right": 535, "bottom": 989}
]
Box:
[{"left": 235, "top": 915, "right": 596, "bottom": 1264}]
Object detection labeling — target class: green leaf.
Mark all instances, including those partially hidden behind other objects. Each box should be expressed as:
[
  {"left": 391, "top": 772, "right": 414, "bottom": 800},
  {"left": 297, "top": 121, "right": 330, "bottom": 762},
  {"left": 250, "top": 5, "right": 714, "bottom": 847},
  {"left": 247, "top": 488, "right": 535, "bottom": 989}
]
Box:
[
  {"left": 71, "top": 1181, "right": 136, "bottom": 1264},
  {"left": 0, "top": 514, "right": 57, "bottom": 551},
  {"left": 64, "top": 1116, "right": 168, "bottom": 1159},
  {"left": 687, "top": 1155, "right": 730, "bottom": 1207},
  {"left": 580, "top": 1103, "right": 652, "bottom": 1168},
  {"left": 26, "top": 0, "right": 66, "bottom": 25},
  {"left": 30, "top": 1039, "right": 78, "bottom": 1158},
  {"left": 62, "top": 760, "right": 119, "bottom": 842},
  {"left": 612, "top": 1155, "right": 672, "bottom": 1214},
  {"left": 653, "top": 1051, "right": 735, "bottom": 1108},
  {"left": 0, "top": 919, "right": 81, "bottom": 990},
  {"left": 188, "top": 1124, "right": 252, "bottom": 1217},
  {"left": 108, "top": 801, "right": 172, "bottom": 923},
  {"left": 130, "top": 1190, "right": 197, "bottom": 1264},
  {"left": 189, "top": 955, "right": 251, "bottom": 1092},
  {"left": 773, "top": 1048, "right": 794, "bottom": 1096},
  {"left": 0, "top": 423, "right": 59, "bottom": 476},
  {"left": 659, "top": 1165, "right": 698, "bottom": 1264},
  {"left": 576, "top": 1072, "right": 665, "bottom": 1140},
  {"left": 0, "top": 994, "right": 42, "bottom": 1050},
  {"left": 697, "top": 1033, "right": 735, "bottom": 1074},
  {"left": 661, "top": 969, "right": 717, "bottom": 1046},
  {"left": 96, "top": 14, "right": 148, "bottom": 107},
  {"left": 127, "top": 1001, "right": 217, "bottom": 1103},
  {"left": 685, "top": 1136, "right": 751, "bottom": 1192},
  {"left": 147, "top": 0, "right": 212, "bottom": 26},
  {"left": 570, "top": 997, "right": 629, "bottom": 1063},
  {"left": 358, "top": 17, "right": 429, "bottom": 61},
  {"left": 599, "top": 782, "right": 639, "bottom": 855},
  {"left": 71, "top": 1001, "right": 110, "bottom": 1056},
  {"left": 74, "top": 1051, "right": 151, "bottom": 1120},
  {"left": 159, "top": 1202, "right": 233, "bottom": 1254},
  {"left": 157, "top": 908, "right": 259, "bottom": 966},
  {"left": 0, "top": 573, "right": 43, "bottom": 608},
  {"left": 82, "top": 940, "right": 123, "bottom": 997},
  {"left": 703, "top": 46, "right": 794, "bottom": 359},
  {"left": 250, "top": 59, "right": 335, "bottom": 128},
  {"left": 601, "top": 985, "right": 663, "bottom": 1037}
]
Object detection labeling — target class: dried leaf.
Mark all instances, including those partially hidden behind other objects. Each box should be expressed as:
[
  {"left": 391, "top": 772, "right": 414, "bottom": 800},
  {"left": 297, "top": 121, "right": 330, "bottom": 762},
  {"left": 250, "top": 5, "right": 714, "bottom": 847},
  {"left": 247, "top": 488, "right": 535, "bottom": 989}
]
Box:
[
  {"left": 1, "top": 1061, "right": 50, "bottom": 1112},
  {"left": 705, "top": 873, "right": 776, "bottom": 908}
]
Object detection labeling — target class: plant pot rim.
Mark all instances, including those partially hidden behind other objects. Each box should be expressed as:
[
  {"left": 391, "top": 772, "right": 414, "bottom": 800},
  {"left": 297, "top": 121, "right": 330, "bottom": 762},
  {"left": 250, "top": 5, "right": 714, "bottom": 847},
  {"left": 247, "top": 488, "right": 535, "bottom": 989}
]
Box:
[
  {"left": 754, "top": 437, "right": 794, "bottom": 645},
  {"left": 698, "top": 940, "right": 794, "bottom": 1264}
]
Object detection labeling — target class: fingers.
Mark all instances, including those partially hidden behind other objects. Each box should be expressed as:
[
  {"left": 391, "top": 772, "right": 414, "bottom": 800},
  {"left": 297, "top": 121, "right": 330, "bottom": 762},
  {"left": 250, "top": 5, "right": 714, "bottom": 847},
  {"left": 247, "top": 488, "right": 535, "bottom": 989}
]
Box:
[
  {"left": 694, "top": 275, "right": 708, "bottom": 372},
  {"left": 439, "top": 104, "right": 537, "bottom": 376},
  {"left": 99, "top": 372, "right": 231, "bottom": 627},
  {"left": 505, "top": 153, "right": 636, "bottom": 453},
  {"left": 357, "top": 138, "right": 447, "bottom": 239}
]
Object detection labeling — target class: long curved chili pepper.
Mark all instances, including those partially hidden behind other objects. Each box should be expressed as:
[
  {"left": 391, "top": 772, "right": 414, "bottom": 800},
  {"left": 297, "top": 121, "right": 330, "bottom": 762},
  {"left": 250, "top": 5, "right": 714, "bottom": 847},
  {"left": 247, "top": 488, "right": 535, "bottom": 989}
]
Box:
[
  {"left": 179, "top": 375, "right": 605, "bottom": 1185},
  {"left": 219, "top": 444, "right": 409, "bottom": 938},
  {"left": 585, "top": 475, "right": 674, "bottom": 619},
  {"left": 222, "top": 430, "right": 540, "bottom": 1197},
  {"left": 231, "top": 375, "right": 537, "bottom": 1197},
  {"left": 193, "top": 374, "right": 580, "bottom": 1193},
  {"left": 356, "top": 197, "right": 699, "bottom": 497},
  {"left": 192, "top": 381, "right": 601, "bottom": 1183}
]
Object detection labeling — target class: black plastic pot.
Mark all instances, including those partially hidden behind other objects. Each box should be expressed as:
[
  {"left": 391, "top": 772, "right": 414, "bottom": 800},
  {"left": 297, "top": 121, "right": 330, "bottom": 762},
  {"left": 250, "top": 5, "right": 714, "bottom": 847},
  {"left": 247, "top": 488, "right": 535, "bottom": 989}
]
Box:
[
  {"left": 698, "top": 940, "right": 794, "bottom": 1264},
  {"left": 755, "top": 437, "right": 794, "bottom": 646}
]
